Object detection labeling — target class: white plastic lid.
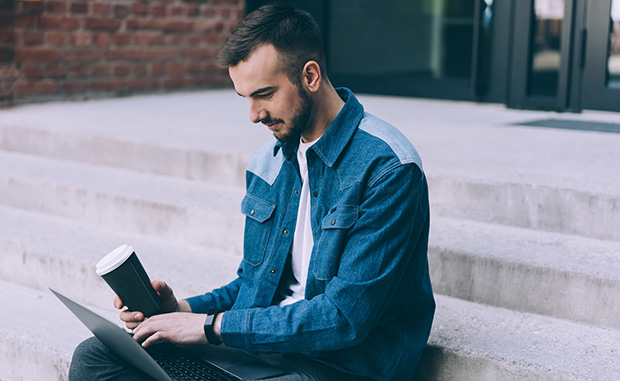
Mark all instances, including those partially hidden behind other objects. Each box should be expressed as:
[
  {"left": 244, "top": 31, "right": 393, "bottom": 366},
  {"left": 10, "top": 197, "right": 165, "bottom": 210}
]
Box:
[{"left": 96, "top": 244, "right": 134, "bottom": 276}]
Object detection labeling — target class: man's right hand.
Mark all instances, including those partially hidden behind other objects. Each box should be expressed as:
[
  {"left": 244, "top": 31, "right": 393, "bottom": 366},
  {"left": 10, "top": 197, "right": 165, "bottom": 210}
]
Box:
[{"left": 115, "top": 280, "right": 190, "bottom": 330}]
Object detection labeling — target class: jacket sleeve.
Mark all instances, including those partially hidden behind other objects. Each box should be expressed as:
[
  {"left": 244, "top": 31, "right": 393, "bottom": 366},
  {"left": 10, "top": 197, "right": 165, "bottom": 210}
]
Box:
[
  {"left": 220, "top": 163, "right": 430, "bottom": 353},
  {"left": 184, "top": 266, "right": 243, "bottom": 313}
]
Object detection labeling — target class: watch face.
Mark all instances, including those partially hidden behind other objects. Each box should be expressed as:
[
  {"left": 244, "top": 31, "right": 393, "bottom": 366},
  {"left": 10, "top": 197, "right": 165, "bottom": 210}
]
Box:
[
  {"left": 204, "top": 313, "right": 221, "bottom": 345},
  {"left": 205, "top": 314, "right": 215, "bottom": 325}
]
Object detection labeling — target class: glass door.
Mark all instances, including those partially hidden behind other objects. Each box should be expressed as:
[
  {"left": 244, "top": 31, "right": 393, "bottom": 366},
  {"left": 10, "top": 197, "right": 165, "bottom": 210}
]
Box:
[
  {"left": 325, "top": 0, "right": 484, "bottom": 100},
  {"left": 508, "top": 0, "right": 575, "bottom": 110},
  {"left": 248, "top": 0, "right": 491, "bottom": 100},
  {"left": 577, "top": 0, "right": 620, "bottom": 111}
]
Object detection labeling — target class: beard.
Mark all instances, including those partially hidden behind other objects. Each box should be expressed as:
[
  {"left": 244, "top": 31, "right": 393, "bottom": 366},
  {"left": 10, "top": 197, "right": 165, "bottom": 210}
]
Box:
[{"left": 269, "top": 88, "right": 313, "bottom": 145}]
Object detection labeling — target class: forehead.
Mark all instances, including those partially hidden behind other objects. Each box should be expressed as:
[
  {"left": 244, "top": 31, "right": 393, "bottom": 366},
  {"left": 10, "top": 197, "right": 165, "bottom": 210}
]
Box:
[{"left": 228, "top": 44, "right": 287, "bottom": 97}]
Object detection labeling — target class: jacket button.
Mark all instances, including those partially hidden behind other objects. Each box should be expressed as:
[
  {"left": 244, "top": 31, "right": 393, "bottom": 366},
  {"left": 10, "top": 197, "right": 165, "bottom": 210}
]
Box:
[
  {"left": 283, "top": 229, "right": 289, "bottom": 235},
  {"left": 313, "top": 191, "right": 318, "bottom": 197},
  {"left": 270, "top": 269, "right": 276, "bottom": 274},
  {"left": 331, "top": 219, "right": 336, "bottom": 225},
  {"left": 250, "top": 210, "right": 255, "bottom": 216},
  {"left": 294, "top": 189, "right": 299, "bottom": 195}
]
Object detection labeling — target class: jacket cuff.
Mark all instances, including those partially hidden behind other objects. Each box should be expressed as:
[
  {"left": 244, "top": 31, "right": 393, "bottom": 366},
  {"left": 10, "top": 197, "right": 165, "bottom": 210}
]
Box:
[
  {"left": 220, "top": 308, "right": 253, "bottom": 350},
  {"left": 184, "top": 293, "right": 217, "bottom": 314}
]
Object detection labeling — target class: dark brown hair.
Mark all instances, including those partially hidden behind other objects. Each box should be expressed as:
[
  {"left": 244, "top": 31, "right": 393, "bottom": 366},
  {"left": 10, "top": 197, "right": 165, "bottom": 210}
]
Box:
[{"left": 217, "top": 3, "right": 326, "bottom": 87}]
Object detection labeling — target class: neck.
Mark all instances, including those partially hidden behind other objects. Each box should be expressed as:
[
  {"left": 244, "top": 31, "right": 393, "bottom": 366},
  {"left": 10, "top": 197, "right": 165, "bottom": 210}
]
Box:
[{"left": 301, "top": 82, "right": 345, "bottom": 143}]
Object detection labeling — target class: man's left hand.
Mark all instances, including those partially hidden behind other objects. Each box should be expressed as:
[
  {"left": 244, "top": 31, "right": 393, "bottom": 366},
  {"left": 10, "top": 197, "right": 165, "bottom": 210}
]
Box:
[{"left": 132, "top": 312, "right": 208, "bottom": 348}]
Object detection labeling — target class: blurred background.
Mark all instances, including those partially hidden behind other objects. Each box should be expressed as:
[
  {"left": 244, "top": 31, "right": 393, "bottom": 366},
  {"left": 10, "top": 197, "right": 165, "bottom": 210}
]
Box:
[{"left": 1, "top": 0, "right": 619, "bottom": 112}]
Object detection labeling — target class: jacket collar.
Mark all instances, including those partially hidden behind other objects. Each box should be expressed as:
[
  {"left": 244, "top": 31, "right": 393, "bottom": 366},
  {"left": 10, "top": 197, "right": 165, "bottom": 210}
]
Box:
[{"left": 273, "top": 88, "right": 364, "bottom": 168}]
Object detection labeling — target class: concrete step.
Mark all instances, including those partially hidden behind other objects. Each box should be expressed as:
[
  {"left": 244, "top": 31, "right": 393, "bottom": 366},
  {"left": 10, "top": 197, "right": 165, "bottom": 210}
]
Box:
[
  {"left": 414, "top": 294, "right": 620, "bottom": 381},
  {"left": 0, "top": 123, "right": 253, "bottom": 187},
  {"left": 3, "top": 105, "right": 619, "bottom": 243},
  {"left": 429, "top": 175, "right": 620, "bottom": 242},
  {"left": 0, "top": 205, "right": 240, "bottom": 311},
  {"left": 2, "top": 95, "right": 619, "bottom": 245},
  {"left": 4, "top": 281, "right": 619, "bottom": 381},
  {"left": 429, "top": 217, "right": 620, "bottom": 330},
  {"left": 0, "top": 149, "right": 246, "bottom": 253},
  {"left": 3, "top": 124, "right": 618, "bottom": 244},
  {"left": 2, "top": 91, "right": 618, "bottom": 380},
  {"left": 2, "top": 140, "right": 617, "bottom": 328},
  {"left": 4, "top": 196, "right": 618, "bottom": 333},
  {"left": 0, "top": 90, "right": 271, "bottom": 187},
  {"left": 0, "top": 281, "right": 118, "bottom": 381},
  {"left": 3, "top": 125, "right": 619, "bottom": 246}
]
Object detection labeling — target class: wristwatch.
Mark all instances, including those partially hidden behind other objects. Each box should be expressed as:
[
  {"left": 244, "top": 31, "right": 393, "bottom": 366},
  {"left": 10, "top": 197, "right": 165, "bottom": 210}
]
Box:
[{"left": 204, "top": 312, "right": 222, "bottom": 345}]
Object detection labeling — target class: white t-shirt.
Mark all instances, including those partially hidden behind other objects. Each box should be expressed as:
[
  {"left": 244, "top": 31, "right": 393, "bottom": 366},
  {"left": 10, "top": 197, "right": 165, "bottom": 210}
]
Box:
[{"left": 279, "top": 138, "right": 316, "bottom": 307}]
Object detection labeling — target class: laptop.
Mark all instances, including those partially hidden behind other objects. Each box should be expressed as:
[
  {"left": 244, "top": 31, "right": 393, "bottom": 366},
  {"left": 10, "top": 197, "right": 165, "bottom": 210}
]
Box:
[{"left": 50, "top": 288, "right": 285, "bottom": 381}]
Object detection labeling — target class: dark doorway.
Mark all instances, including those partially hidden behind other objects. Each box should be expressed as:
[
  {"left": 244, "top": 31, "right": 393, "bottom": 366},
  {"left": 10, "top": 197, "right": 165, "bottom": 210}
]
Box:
[
  {"left": 246, "top": 0, "right": 501, "bottom": 102},
  {"left": 245, "top": 0, "right": 620, "bottom": 112},
  {"left": 509, "top": 0, "right": 620, "bottom": 112},
  {"left": 508, "top": 0, "right": 575, "bottom": 110},
  {"left": 575, "top": 0, "right": 620, "bottom": 111}
]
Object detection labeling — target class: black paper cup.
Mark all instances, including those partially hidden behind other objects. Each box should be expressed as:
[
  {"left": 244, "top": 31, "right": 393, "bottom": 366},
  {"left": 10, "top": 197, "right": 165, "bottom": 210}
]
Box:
[{"left": 96, "top": 244, "right": 162, "bottom": 317}]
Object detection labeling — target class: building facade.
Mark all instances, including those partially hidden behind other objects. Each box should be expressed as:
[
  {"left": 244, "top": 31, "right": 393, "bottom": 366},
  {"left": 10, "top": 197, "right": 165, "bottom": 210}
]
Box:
[
  {"left": 248, "top": 0, "right": 620, "bottom": 113},
  {"left": 2, "top": 0, "right": 618, "bottom": 113}
]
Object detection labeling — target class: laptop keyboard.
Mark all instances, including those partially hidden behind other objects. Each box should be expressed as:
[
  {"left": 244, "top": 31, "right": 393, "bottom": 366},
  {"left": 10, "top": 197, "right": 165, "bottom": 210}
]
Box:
[{"left": 147, "top": 342, "right": 240, "bottom": 381}]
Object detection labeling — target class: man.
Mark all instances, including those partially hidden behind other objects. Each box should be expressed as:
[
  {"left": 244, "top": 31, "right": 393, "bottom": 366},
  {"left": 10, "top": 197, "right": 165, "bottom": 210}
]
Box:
[{"left": 70, "top": 4, "right": 434, "bottom": 380}]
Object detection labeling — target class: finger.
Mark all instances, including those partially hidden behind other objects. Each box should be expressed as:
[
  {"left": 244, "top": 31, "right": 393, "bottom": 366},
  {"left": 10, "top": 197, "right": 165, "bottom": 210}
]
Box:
[
  {"left": 131, "top": 320, "right": 147, "bottom": 342},
  {"left": 132, "top": 317, "right": 158, "bottom": 343},
  {"left": 153, "top": 281, "right": 173, "bottom": 299},
  {"left": 152, "top": 280, "right": 164, "bottom": 291},
  {"left": 113, "top": 296, "right": 125, "bottom": 310},
  {"left": 126, "top": 321, "right": 141, "bottom": 330},
  {"left": 141, "top": 331, "right": 163, "bottom": 348},
  {"left": 120, "top": 310, "right": 144, "bottom": 323}
]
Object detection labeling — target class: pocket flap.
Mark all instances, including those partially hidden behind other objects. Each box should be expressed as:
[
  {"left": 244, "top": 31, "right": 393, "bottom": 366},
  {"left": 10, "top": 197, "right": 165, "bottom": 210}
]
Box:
[
  {"left": 321, "top": 205, "right": 358, "bottom": 229},
  {"left": 242, "top": 194, "right": 276, "bottom": 223}
]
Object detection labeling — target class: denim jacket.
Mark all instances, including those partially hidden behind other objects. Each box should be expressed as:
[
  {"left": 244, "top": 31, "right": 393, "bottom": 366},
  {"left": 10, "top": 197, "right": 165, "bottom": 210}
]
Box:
[{"left": 186, "top": 88, "right": 435, "bottom": 380}]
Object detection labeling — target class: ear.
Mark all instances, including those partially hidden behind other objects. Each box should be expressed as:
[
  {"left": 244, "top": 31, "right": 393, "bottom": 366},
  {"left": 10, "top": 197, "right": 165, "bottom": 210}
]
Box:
[{"left": 301, "top": 61, "right": 321, "bottom": 93}]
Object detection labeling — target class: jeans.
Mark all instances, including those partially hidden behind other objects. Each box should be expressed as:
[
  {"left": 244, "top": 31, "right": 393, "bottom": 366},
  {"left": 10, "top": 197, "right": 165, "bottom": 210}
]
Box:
[{"left": 69, "top": 337, "right": 372, "bottom": 381}]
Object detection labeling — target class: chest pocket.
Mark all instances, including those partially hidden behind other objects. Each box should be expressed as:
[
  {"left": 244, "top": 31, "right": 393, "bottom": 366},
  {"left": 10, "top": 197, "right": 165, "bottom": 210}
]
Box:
[
  {"left": 313, "top": 205, "right": 359, "bottom": 281},
  {"left": 241, "top": 194, "right": 276, "bottom": 266}
]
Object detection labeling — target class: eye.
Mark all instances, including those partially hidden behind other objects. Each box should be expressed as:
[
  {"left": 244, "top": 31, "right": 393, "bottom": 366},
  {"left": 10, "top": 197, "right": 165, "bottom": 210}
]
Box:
[{"left": 257, "top": 91, "right": 275, "bottom": 100}]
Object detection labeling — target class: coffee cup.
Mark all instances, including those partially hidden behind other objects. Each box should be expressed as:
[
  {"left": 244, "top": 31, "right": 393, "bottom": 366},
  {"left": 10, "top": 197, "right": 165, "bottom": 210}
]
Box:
[{"left": 96, "top": 244, "right": 162, "bottom": 317}]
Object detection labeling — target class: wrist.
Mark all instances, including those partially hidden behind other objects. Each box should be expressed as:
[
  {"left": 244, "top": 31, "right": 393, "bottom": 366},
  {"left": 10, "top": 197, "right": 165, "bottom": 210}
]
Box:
[
  {"left": 177, "top": 300, "right": 192, "bottom": 313},
  {"left": 214, "top": 312, "right": 223, "bottom": 342}
]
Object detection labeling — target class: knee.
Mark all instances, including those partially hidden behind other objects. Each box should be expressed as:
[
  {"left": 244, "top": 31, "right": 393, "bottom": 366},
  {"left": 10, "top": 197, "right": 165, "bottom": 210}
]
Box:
[
  {"left": 72, "top": 336, "right": 107, "bottom": 362},
  {"left": 68, "top": 336, "right": 110, "bottom": 380}
]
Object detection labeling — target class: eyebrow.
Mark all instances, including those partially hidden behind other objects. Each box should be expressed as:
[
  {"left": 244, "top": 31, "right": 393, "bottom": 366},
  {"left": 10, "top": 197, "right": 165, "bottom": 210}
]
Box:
[{"left": 237, "top": 86, "right": 277, "bottom": 98}]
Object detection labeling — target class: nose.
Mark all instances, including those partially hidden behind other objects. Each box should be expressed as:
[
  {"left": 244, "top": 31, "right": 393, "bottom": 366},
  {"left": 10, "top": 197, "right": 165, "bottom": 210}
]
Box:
[{"left": 249, "top": 100, "right": 267, "bottom": 124}]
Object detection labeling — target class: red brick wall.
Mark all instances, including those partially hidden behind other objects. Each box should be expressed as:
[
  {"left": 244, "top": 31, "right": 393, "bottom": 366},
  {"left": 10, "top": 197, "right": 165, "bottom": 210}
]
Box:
[{"left": 0, "top": 0, "right": 243, "bottom": 107}]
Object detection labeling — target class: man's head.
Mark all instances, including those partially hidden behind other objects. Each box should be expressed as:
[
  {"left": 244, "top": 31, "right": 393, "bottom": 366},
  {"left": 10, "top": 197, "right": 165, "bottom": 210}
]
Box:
[
  {"left": 220, "top": 4, "right": 327, "bottom": 144},
  {"left": 218, "top": 4, "right": 326, "bottom": 89}
]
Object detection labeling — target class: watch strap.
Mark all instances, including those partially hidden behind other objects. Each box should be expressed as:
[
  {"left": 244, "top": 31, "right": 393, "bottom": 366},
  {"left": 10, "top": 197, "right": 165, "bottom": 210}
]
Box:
[{"left": 204, "top": 312, "right": 222, "bottom": 345}]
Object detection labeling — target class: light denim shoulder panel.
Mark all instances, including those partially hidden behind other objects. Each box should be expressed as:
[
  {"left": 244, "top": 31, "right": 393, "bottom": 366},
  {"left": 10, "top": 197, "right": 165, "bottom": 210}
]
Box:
[
  {"left": 358, "top": 112, "right": 423, "bottom": 169},
  {"left": 246, "top": 138, "right": 285, "bottom": 186}
]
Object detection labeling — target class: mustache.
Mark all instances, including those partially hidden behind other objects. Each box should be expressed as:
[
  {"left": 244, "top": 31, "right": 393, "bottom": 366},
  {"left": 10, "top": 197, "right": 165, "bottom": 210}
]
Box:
[{"left": 260, "top": 117, "right": 284, "bottom": 125}]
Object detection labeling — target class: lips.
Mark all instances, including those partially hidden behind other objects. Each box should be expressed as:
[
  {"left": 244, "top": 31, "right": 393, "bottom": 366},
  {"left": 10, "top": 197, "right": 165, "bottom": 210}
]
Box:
[{"left": 262, "top": 119, "right": 283, "bottom": 130}]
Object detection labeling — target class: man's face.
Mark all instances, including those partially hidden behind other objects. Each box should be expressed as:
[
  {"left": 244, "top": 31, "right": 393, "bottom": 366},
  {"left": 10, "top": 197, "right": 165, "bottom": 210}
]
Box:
[{"left": 229, "top": 44, "right": 313, "bottom": 144}]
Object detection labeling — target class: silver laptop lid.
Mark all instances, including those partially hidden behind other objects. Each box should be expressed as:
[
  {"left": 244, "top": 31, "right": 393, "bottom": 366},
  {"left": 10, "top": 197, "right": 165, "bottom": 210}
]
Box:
[
  {"left": 50, "top": 288, "right": 284, "bottom": 380},
  {"left": 50, "top": 288, "right": 172, "bottom": 381}
]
